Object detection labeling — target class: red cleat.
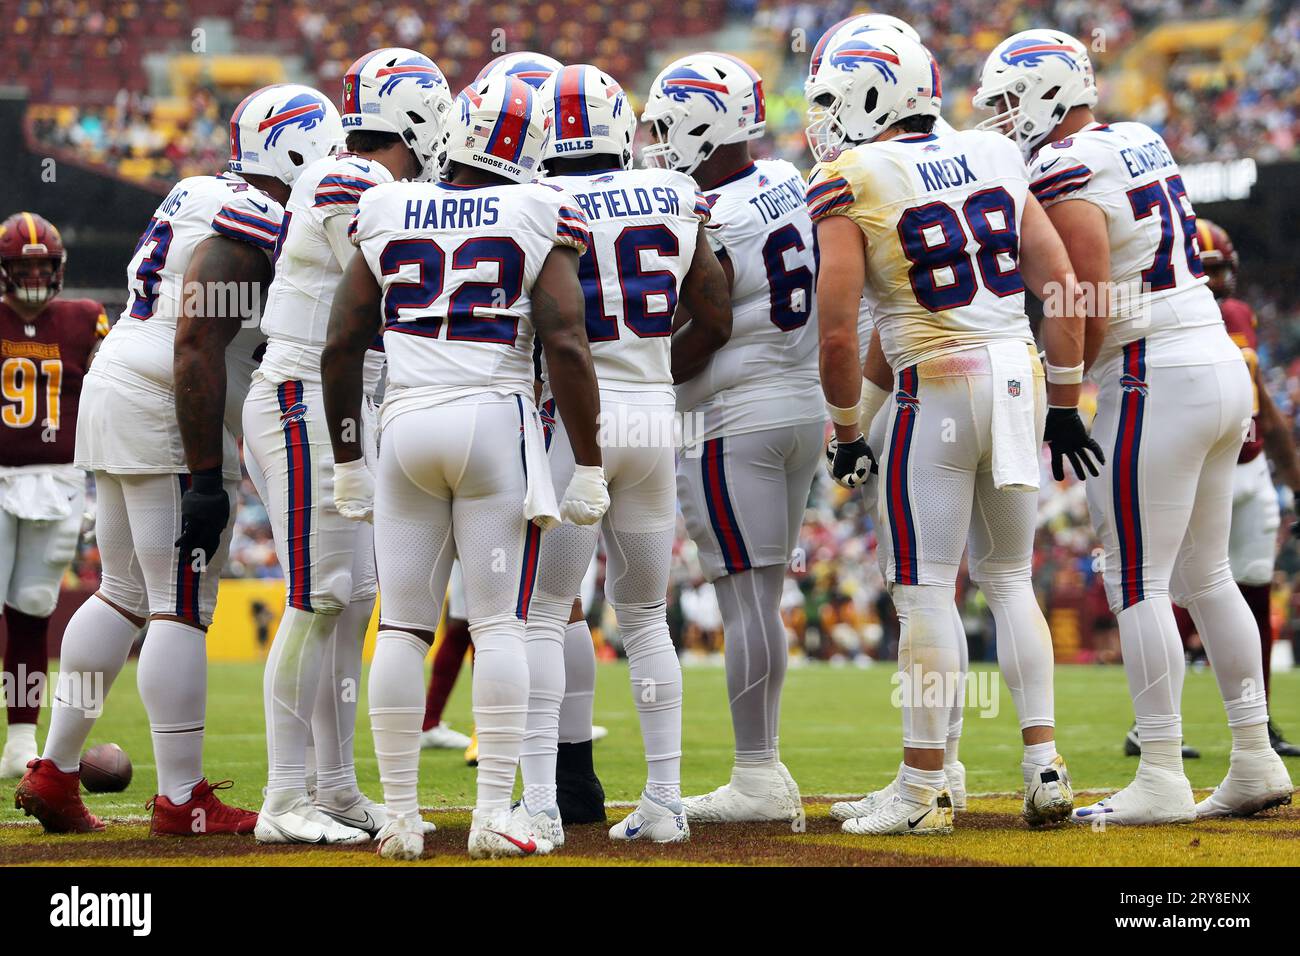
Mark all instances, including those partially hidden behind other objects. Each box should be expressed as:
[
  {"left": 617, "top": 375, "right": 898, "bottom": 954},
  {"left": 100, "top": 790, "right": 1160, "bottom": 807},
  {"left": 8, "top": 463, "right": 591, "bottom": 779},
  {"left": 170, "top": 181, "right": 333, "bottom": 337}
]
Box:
[
  {"left": 147, "top": 778, "right": 258, "bottom": 836},
  {"left": 13, "top": 758, "right": 106, "bottom": 833}
]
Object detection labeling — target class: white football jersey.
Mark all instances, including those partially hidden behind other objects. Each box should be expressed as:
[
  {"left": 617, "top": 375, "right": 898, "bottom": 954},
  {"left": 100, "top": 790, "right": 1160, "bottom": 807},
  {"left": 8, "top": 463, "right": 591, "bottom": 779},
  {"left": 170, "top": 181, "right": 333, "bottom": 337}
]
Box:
[
  {"left": 260, "top": 152, "right": 393, "bottom": 395},
  {"left": 675, "top": 160, "right": 821, "bottom": 440},
  {"left": 807, "top": 128, "right": 1034, "bottom": 371},
  {"left": 1029, "top": 121, "right": 1219, "bottom": 365},
  {"left": 79, "top": 173, "right": 282, "bottom": 479},
  {"left": 542, "top": 167, "right": 706, "bottom": 397},
  {"left": 351, "top": 179, "right": 590, "bottom": 404}
]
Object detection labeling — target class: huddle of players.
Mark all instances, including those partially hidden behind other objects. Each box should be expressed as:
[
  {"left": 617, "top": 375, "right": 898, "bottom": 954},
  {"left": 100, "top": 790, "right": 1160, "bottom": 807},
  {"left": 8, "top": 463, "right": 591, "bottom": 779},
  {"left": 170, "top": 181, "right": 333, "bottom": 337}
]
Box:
[{"left": 8, "top": 10, "right": 1294, "bottom": 858}]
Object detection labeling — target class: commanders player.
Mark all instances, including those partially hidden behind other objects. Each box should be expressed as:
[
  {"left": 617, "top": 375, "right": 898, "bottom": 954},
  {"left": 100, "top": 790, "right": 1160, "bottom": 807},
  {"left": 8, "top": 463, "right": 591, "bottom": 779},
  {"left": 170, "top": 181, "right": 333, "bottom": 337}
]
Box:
[
  {"left": 641, "top": 52, "right": 818, "bottom": 823},
  {"left": 16, "top": 85, "right": 340, "bottom": 835},
  {"left": 812, "top": 31, "right": 1098, "bottom": 834},
  {"left": 323, "top": 73, "right": 607, "bottom": 859},
  {"left": 242, "top": 49, "right": 452, "bottom": 845},
  {"left": 0, "top": 214, "right": 106, "bottom": 778},
  {"left": 974, "top": 30, "right": 1292, "bottom": 822}
]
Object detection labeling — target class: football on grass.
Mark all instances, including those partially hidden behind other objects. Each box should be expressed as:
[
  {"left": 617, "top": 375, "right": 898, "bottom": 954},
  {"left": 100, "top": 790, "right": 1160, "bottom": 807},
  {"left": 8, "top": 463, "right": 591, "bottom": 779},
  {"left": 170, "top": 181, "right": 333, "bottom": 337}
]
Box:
[{"left": 80, "top": 743, "right": 132, "bottom": 793}]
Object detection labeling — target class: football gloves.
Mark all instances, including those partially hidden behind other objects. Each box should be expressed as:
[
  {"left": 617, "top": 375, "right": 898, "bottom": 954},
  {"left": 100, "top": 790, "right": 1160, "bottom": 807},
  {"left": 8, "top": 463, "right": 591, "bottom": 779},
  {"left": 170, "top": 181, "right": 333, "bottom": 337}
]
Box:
[
  {"left": 175, "top": 469, "right": 229, "bottom": 569},
  {"left": 333, "top": 457, "right": 375, "bottom": 522},
  {"left": 560, "top": 464, "right": 610, "bottom": 526},
  {"left": 1044, "top": 406, "right": 1105, "bottom": 482},
  {"left": 825, "top": 434, "right": 877, "bottom": 489}
]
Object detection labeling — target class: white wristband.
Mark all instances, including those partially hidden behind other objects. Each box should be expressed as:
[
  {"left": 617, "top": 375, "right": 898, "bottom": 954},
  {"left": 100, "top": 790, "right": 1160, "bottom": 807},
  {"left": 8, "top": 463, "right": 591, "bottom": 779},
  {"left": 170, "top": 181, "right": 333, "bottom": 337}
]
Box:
[
  {"left": 826, "top": 400, "right": 861, "bottom": 427},
  {"left": 1045, "top": 361, "right": 1084, "bottom": 385}
]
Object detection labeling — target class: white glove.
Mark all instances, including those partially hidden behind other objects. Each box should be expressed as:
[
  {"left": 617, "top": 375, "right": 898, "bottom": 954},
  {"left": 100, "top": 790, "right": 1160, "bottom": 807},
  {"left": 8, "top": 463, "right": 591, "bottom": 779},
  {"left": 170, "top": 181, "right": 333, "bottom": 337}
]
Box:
[
  {"left": 560, "top": 464, "right": 609, "bottom": 526},
  {"left": 333, "top": 457, "right": 375, "bottom": 523}
]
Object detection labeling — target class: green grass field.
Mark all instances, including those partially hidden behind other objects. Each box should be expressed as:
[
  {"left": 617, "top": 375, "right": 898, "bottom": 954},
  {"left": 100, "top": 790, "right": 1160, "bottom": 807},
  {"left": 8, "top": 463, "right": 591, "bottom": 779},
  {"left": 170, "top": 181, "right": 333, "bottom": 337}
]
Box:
[{"left": 3, "top": 661, "right": 1299, "bottom": 865}]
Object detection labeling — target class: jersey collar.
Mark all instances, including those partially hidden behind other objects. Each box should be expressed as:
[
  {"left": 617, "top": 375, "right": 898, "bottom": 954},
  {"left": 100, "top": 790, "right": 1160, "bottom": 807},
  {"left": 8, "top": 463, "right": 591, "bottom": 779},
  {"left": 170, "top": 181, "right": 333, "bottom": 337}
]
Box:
[{"left": 700, "top": 162, "right": 757, "bottom": 191}]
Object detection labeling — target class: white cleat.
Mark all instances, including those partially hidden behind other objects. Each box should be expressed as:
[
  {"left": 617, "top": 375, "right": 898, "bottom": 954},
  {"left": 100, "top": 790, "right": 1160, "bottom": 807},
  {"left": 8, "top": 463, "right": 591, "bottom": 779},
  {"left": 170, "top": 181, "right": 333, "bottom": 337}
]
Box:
[
  {"left": 468, "top": 808, "right": 553, "bottom": 859},
  {"left": 419, "top": 723, "right": 473, "bottom": 750},
  {"left": 842, "top": 786, "right": 953, "bottom": 836},
  {"left": 0, "top": 740, "right": 37, "bottom": 780},
  {"left": 830, "top": 763, "right": 901, "bottom": 822},
  {"left": 681, "top": 765, "right": 800, "bottom": 823},
  {"left": 375, "top": 815, "right": 426, "bottom": 861},
  {"left": 945, "top": 760, "right": 967, "bottom": 812},
  {"left": 513, "top": 801, "right": 565, "bottom": 848},
  {"left": 255, "top": 793, "right": 371, "bottom": 845},
  {"left": 1072, "top": 765, "right": 1196, "bottom": 826},
  {"left": 776, "top": 761, "right": 804, "bottom": 813},
  {"left": 610, "top": 791, "right": 689, "bottom": 843},
  {"left": 1196, "top": 749, "right": 1294, "bottom": 819},
  {"left": 1023, "top": 755, "right": 1073, "bottom": 827},
  {"left": 316, "top": 788, "right": 436, "bottom": 837}
]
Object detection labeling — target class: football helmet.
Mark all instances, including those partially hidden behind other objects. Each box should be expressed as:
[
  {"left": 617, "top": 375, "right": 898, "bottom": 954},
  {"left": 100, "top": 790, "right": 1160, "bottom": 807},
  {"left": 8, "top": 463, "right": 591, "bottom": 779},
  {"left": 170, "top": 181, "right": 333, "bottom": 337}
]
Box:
[
  {"left": 640, "top": 52, "right": 765, "bottom": 174},
  {"left": 973, "top": 30, "right": 1098, "bottom": 160},
  {"left": 804, "top": 30, "right": 941, "bottom": 163},
  {"left": 807, "top": 13, "right": 920, "bottom": 84},
  {"left": 1196, "top": 218, "right": 1238, "bottom": 298},
  {"left": 228, "top": 84, "right": 344, "bottom": 185},
  {"left": 439, "top": 74, "right": 551, "bottom": 184},
  {"left": 539, "top": 64, "right": 635, "bottom": 170},
  {"left": 0, "top": 211, "right": 65, "bottom": 306},
  {"left": 341, "top": 48, "right": 454, "bottom": 181},
  {"left": 475, "top": 51, "right": 564, "bottom": 90}
]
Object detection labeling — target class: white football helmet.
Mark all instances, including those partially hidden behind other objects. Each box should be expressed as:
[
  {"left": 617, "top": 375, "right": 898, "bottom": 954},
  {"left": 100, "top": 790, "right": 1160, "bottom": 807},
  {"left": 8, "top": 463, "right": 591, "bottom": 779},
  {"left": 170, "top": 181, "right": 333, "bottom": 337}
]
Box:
[
  {"left": 804, "top": 30, "right": 941, "bottom": 163},
  {"left": 341, "top": 48, "right": 454, "bottom": 181},
  {"left": 475, "top": 51, "right": 564, "bottom": 90},
  {"left": 973, "top": 30, "right": 1098, "bottom": 160},
  {"left": 807, "top": 13, "right": 921, "bottom": 84},
  {"left": 439, "top": 74, "right": 551, "bottom": 184},
  {"left": 539, "top": 64, "right": 635, "bottom": 169},
  {"left": 228, "top": 84, "right": 343, "bottom": 185},
  {"left": 640, "top": 52, "right": 765, "bottom": 174}
]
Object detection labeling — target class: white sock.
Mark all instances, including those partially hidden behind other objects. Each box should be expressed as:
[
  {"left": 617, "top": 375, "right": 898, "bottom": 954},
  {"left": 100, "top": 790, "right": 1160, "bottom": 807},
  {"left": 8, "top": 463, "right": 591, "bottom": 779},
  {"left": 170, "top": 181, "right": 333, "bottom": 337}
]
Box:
[
  {"left": 42, "top": 596, "right": 139, "bottom": 773},
  {"left": 313, "top": 596, "right": 372, "bottom": 793},
  {"left": 1230, "top": 721, "right": 1270, "bottom": 755},
  {"left": 469, "top": 617, "right": 529, "bottom": 813},
  {"left": 900, "top": 763, "right": 946, "bottom": 803},
  {"left": 894, "top": 584, "right": 961, "bottom": 750},
  {"left": 1138, "top": 738, "right": 1184, "bottom": 775},
  {"left": 1118, "top": 596, "right": 1185, "bottom": 745},
  {"left": 263, "top": 606, "right": 336, "bottom": 794},
  {"left": 137, "top": 619, "right": 207, "bottom": 804},
  {"left": 616, "top": 602, "right": 682, "bottom": 801},
  {"left": 520, "top": 595, "right": 568, "bottom": 811},
  {"left": 946, "top": 601, "right": 967, "bottom": 760},
  {"left": 368, "top": 630, "right": 427, "bottom": 820},
  {"left": 1022, "top": 739, "right": 1058, "bottom": 786},
  {"left": 5, "top": 722, "right": 36, "bottom": 751},
  {"left": 944, "top": 736, "right": 961, "bottom": 766},
  {"left": 1183, "top": 581, "right": 1270, "bottom": 729},
  {"left": 981, "top": 576, "right": 1056, "bottom": 729},
  {"left": 558, "top": 618, "right": 596, "bottom": 744}
]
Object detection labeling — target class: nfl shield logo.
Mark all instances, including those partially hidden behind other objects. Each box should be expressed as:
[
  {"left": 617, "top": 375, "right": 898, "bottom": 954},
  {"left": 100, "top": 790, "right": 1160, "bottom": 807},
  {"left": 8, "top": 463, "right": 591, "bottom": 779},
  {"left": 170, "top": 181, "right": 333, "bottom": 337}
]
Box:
[{"left": 1007, "top": 379, "right": 1021, "bottom": 397}]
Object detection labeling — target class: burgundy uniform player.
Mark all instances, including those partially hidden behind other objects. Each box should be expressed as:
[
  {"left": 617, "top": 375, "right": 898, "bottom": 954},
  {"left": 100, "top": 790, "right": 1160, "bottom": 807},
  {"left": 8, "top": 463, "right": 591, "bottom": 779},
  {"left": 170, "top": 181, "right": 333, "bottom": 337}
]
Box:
[{"left": 0, "top": 212, "right": 107, "bottom": 778}]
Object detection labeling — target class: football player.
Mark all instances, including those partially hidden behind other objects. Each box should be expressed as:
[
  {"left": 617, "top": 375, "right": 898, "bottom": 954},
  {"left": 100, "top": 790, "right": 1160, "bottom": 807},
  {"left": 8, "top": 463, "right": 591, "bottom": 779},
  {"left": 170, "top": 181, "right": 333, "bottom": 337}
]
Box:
[
  {"left": 16, "top": 85, "right": 340, "bottom": 835},
  {"left": 323, "top": 73, "right": 607, "bottom": 859},
  {"left": 241, "top": 49, "right": 452, "bottom": 844},
  {"left": 811, "top": 31, "right": 1099, "bottom": 835},
  {"left": 509, "top": 63, "right": 729, "bottom": 849},
  {"left": 641, "top": 52, "right": 818, "bottom": 823},
  {"left": 0, "top": 213, "right": 107, "bottom": 778},
  {"left": 974, "top": 30, "right": 1292, "bottom": 822},
  {"left": 1196, "top": 219, "right": 1300, "bottom": 757}
]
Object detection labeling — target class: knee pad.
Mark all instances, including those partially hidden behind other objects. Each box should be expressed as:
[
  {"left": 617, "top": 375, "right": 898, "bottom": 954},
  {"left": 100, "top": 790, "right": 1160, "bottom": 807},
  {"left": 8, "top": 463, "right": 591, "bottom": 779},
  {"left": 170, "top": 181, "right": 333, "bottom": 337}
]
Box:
[
  {"left": 1232, "top": 558, "right": 1274, "bottom": 589},
  {"left": 613, "top": 601, "right": 670, "bottom": 649},
  {"left": 528, "top": 593, "right": 574, "bottom": 628},
  {"left": 9, "top": 583, "right": 59, "bottom": 618},
  {"left": 892, "top": 584, "right": 961, "bottom": 667},
  {"left": 889, "top": 583, "right": 955, "bottom": 623},
  {"left": 97, "top": 576, "right": 148, "bottom": 621}
]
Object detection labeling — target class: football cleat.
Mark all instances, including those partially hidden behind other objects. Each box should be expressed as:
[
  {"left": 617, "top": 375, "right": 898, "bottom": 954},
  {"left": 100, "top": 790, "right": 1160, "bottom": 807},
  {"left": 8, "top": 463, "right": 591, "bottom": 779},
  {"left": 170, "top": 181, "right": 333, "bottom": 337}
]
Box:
[
  {"left": 464, "top": 729, "right": 478, "bottom": 767},
  {"left": 148, "top": 779, "right": 258, "bottom": 836},
  {"left": 1072, "top": 766, "right": 1196, "bottom": 826},
  {"left": 556, "top": 739, "right": 607, "bottom": 823},
  {"left": 681, "top": 765, "right": 800, "bottom": 823},
  {"left": 512, "top": 800, "right": 565, "bottom": 848},
  {"left": 13, "top": 759, "right": 105, "bottom": 833},
  {"left": 1270, "top": 723, "right": 1300, "bottom": 758},
  {"left": 776, "top": 760, "right": 804, "bottom": 812},
  {"left": 0, "top": 734, "right": 38, "bottom": 779},
  {"left": 830, "top": 763, "right": 901, "bottom": 822},
  {"left": 375, "top": 816, "right": 426, "bottom": 861},
  {"left": 842, "top": 786, "right": 953, "bottom": 836},
  {"left": 1195, "top": 749, "right": 1293, "bottom": 818},
  {"left": 1023, "top": 755, "right": 1073, "bottom": 826},
  {"left": 419, "top": 723, "right": 473, "bottom": 751},
  {"left": 609, "top": 791, "right": 689, "bottom": 843},
  {"left": 315, "top": 788, "right": 436, "bottom": 837},
  {"left": 254, "top": 792, "right": 369, "bottom": 844},
  {"left": 468, "top": 807, "right": 553, "bottom": 859},
  {"left": 946, "top": 761, "right": 968, "bottom": 812}
]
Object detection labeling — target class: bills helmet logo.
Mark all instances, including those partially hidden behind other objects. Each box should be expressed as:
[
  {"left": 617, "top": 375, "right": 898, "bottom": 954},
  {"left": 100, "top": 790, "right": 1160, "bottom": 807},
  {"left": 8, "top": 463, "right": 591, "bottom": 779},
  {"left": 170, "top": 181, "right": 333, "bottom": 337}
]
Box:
[
  {"left": 259, "top": 93, "right": 328, "bottom": 148},
  {"left": 377, "top": 56, "right": 445, "bottom": 96},
  {"left": 829, "top": 43, "right": 901, "bottom": 83},
  {"left": 1000, "top": 37, "right": 1081, "bottom": 70},
  {"left": 1120, "top": 374, "right": 1148, "bottom": 396},
  {"left": 660, "top": 67, "right": 729, "bottom": 112},
  {"left": 501, "top": 59, "right": 560, "bottom": 89}
]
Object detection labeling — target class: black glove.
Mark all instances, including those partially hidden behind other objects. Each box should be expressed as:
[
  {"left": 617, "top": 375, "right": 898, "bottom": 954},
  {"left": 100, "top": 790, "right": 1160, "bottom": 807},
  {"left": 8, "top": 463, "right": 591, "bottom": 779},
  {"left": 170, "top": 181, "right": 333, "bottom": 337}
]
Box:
[
  {"left": 175, "top": 468, "right": 229, "bottom": 570},
  {"left": 825, "top": 434, "right": 877, "bottom": 489},
  {"left": 1043, "top": 407, "right": 1105, "bottom": 482}
]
